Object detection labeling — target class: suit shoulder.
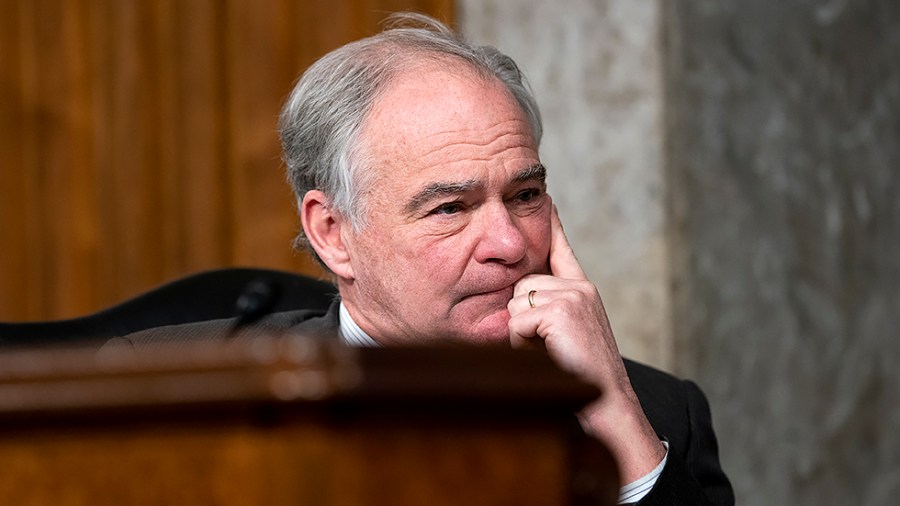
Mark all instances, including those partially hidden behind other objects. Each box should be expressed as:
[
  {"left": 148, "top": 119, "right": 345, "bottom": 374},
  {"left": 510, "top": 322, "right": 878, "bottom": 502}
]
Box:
[
  {"left": 623, "top": 358, "right": 688, "bottom": 395},
  {"left": 106, "top": 307, "right": 332, "bottom": 349}
]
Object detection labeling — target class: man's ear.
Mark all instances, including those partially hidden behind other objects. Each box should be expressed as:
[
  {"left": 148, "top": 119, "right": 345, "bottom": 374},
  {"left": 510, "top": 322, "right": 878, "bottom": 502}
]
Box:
[{"left": 301, "top": 190, "right": 354, "bottom": 279}]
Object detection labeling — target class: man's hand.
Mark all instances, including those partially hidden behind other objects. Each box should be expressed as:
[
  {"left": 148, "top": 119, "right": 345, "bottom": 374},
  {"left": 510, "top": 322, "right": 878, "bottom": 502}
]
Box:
[{"left": 508, "top": 204, "right": 666, "bottom": 485}]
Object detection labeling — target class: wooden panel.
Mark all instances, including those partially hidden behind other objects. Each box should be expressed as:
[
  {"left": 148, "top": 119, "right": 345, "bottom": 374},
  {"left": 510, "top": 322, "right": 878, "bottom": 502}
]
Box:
[
  {"left": 175, "top": 0, "right": 231, "bottom": 272},
  {"left": 225, "top": 0, "right": 303, "bottom": 267},
  {"left": 0, "top": 340, "right": 611, "bottom": 504},
  {"left": 0, "top": 0, "right": 455, "bottom": 322},
  {"left": 20, "top": 0, "right": 98, "bottom": 318},
  {"left": 1, "top": 423, "right": 569, "bottom": 505},
  {"left": 0, "top": 0, "right": 28, "bottom": 319}
]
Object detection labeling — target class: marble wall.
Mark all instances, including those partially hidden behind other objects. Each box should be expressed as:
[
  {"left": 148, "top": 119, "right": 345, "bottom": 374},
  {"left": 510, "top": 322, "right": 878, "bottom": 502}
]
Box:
[
  {"left": 664, "top": 1, "right": 900, "bottom": 504},
  {"left": 461, "top": 0, "right": 900, "bottom": 504}
]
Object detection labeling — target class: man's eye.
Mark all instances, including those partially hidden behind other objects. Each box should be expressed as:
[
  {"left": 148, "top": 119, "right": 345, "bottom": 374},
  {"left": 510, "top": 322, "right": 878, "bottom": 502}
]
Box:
[
  {"left": 431, "top": 202, "right": 463, "bottom": 215},
  {"left": 516, "top": 189, "right": 542, "bottom": 202}
]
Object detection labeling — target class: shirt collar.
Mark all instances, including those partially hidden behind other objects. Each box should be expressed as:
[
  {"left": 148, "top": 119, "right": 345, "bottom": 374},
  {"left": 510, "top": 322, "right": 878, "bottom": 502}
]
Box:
[{"left": 338, "top": 301, "right": 381, "bottom": 347}]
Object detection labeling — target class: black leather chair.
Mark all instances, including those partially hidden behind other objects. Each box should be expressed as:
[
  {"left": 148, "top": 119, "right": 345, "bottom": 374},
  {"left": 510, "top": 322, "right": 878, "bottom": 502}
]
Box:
[{"left": 0, "top": 267, "right": 337, "bottom": 349}]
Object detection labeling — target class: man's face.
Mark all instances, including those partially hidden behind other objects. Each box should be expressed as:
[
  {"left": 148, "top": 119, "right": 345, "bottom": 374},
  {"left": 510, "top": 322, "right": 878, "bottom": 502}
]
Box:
[{"left": 339, "top": 63, "right": 551, "bottom": 346}]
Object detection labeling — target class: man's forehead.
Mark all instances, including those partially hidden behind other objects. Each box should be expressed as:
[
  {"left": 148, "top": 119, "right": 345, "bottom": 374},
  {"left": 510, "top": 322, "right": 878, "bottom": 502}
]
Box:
[
  {"left": 363, "top": 66, "right": 516, "bottom": 140},
  {"left": 356, "top": 62, "right": 539, "bottom": 201}
]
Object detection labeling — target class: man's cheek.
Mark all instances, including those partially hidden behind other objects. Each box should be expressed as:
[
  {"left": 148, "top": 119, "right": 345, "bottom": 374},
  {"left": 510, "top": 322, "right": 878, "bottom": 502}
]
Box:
[
  {"left": 418, "top": 237, "right": 467, "bottom": 273},
  {"left": 525, "top": 220, "right": 552, "bottom": 271}
]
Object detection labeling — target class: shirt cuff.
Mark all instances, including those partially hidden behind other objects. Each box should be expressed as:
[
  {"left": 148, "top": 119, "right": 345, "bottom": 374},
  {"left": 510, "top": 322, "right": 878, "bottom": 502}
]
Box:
[{"left": 617, "top": 441, "right": 669, "bottom": 504}]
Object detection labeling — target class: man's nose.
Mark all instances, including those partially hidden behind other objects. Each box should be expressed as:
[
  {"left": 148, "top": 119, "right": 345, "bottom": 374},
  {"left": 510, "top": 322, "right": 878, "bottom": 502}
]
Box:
[{"left": 473, "top": 203, "right": 528, "bottom": 265}]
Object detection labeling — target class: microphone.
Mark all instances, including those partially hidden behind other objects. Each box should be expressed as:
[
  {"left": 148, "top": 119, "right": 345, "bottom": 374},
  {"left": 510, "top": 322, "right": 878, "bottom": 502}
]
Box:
[{"left": 227, "top": 279, "right": 283, "bottom": 338}]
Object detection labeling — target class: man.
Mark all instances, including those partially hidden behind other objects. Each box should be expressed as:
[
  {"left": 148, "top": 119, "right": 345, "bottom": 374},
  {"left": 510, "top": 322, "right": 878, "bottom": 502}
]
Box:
[
  {"left": 118, "top": 13, "right": 732, "bottom": 505},
  {"left": 276, "top": 13, "right": 732, "bottom": 506}
]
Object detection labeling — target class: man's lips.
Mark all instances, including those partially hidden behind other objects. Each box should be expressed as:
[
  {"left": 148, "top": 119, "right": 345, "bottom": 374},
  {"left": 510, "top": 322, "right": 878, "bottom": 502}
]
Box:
[
  {"left": 453, "top": 265, "right": 545, "bottom": 304},
  {"left": 456, "top": 283, "right": 516, "bottom": 304}
]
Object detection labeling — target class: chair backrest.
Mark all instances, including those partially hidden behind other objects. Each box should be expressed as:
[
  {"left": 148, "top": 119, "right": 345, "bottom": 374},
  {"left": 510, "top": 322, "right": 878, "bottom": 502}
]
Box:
[{"left": 0, "top": 268, "right": 337, "bottom": 348}]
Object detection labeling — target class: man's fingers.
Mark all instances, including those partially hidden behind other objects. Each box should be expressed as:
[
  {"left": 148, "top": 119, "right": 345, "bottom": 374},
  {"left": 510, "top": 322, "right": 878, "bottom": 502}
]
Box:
[
  {"left": 508, "top": 306, "right": 545, "bottom": 348},
  {"left": 509, "top": 286, "right": 543, "bottom": 314},
  {"left": 549, "top": 205, "right": 587, "bottom": 280}
]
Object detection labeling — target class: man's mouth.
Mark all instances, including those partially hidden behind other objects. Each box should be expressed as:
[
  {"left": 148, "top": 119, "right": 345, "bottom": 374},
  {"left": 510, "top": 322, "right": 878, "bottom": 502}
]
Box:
[{"left": 457, "top": 283, "right": 516, "bottom": 304}]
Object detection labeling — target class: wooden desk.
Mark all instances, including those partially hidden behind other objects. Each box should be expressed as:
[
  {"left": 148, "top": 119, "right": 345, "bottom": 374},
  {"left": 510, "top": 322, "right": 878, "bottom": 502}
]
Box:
[{"left": 0, "top": 336, "right": 617, "bottom": 505}]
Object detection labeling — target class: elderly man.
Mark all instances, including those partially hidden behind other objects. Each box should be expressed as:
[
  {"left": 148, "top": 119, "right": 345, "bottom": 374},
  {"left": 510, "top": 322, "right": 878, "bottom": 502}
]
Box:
[
  {"left": 274, "top": 13, "right": 732, "bottom": 506},
  {"left": 117, "top": 13, "right": 732, "bottom": 506}
]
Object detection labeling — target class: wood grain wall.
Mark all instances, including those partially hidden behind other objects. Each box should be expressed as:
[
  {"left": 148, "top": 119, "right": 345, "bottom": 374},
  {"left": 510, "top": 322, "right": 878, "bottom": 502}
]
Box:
[{"left": 0, "top": 0, "right": 454, "bottom": 321}]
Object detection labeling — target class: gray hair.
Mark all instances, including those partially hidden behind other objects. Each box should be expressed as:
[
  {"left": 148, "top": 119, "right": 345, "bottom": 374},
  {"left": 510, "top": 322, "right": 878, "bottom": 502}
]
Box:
[{"left": 278, "top": 12, "right": 543, "bottom": 251}]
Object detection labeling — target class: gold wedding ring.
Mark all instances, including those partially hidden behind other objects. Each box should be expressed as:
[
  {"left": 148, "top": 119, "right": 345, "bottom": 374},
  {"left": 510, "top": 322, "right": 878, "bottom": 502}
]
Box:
[{"left": 527, "top": 289, "right": 537, "bottom": 309}]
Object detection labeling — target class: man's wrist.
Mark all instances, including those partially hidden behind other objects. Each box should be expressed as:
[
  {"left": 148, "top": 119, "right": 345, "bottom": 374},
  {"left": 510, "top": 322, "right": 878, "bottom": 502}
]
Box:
[
  {"left": 617, "top": 441, "right": 669, "bottom": 504},
  {"left": 580, "top": 395, "right": 666, "bottom": 485}
]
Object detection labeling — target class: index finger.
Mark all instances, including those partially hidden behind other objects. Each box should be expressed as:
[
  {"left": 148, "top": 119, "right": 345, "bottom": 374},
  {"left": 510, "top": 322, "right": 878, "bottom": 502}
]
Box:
[{"left": 549, "top": 204, "right": 587, "bottom": 280}]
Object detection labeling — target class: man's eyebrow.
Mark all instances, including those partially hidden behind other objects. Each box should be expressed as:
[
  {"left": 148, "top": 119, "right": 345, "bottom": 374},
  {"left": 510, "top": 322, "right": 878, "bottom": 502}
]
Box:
[
  {"left": 402, "top": 164, "right": 546, "bottom": 215},
  {"left": 404, "top": 179, "right": 480, "bottom": 214},
  {"left": 514, "top": 163, "right": 547, "bottom": 184}
]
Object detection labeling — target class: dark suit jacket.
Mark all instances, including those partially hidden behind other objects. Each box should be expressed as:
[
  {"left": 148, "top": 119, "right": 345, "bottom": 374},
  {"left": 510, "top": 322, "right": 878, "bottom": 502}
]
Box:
[{"left": 113, "top": 299, "right": 734, "bottom": 506}]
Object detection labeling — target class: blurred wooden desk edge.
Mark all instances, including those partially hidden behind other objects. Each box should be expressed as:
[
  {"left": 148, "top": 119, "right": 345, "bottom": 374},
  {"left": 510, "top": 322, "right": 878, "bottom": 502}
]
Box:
[{"left": 0, "top": 335, "right": 618, "bottom": 505}]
